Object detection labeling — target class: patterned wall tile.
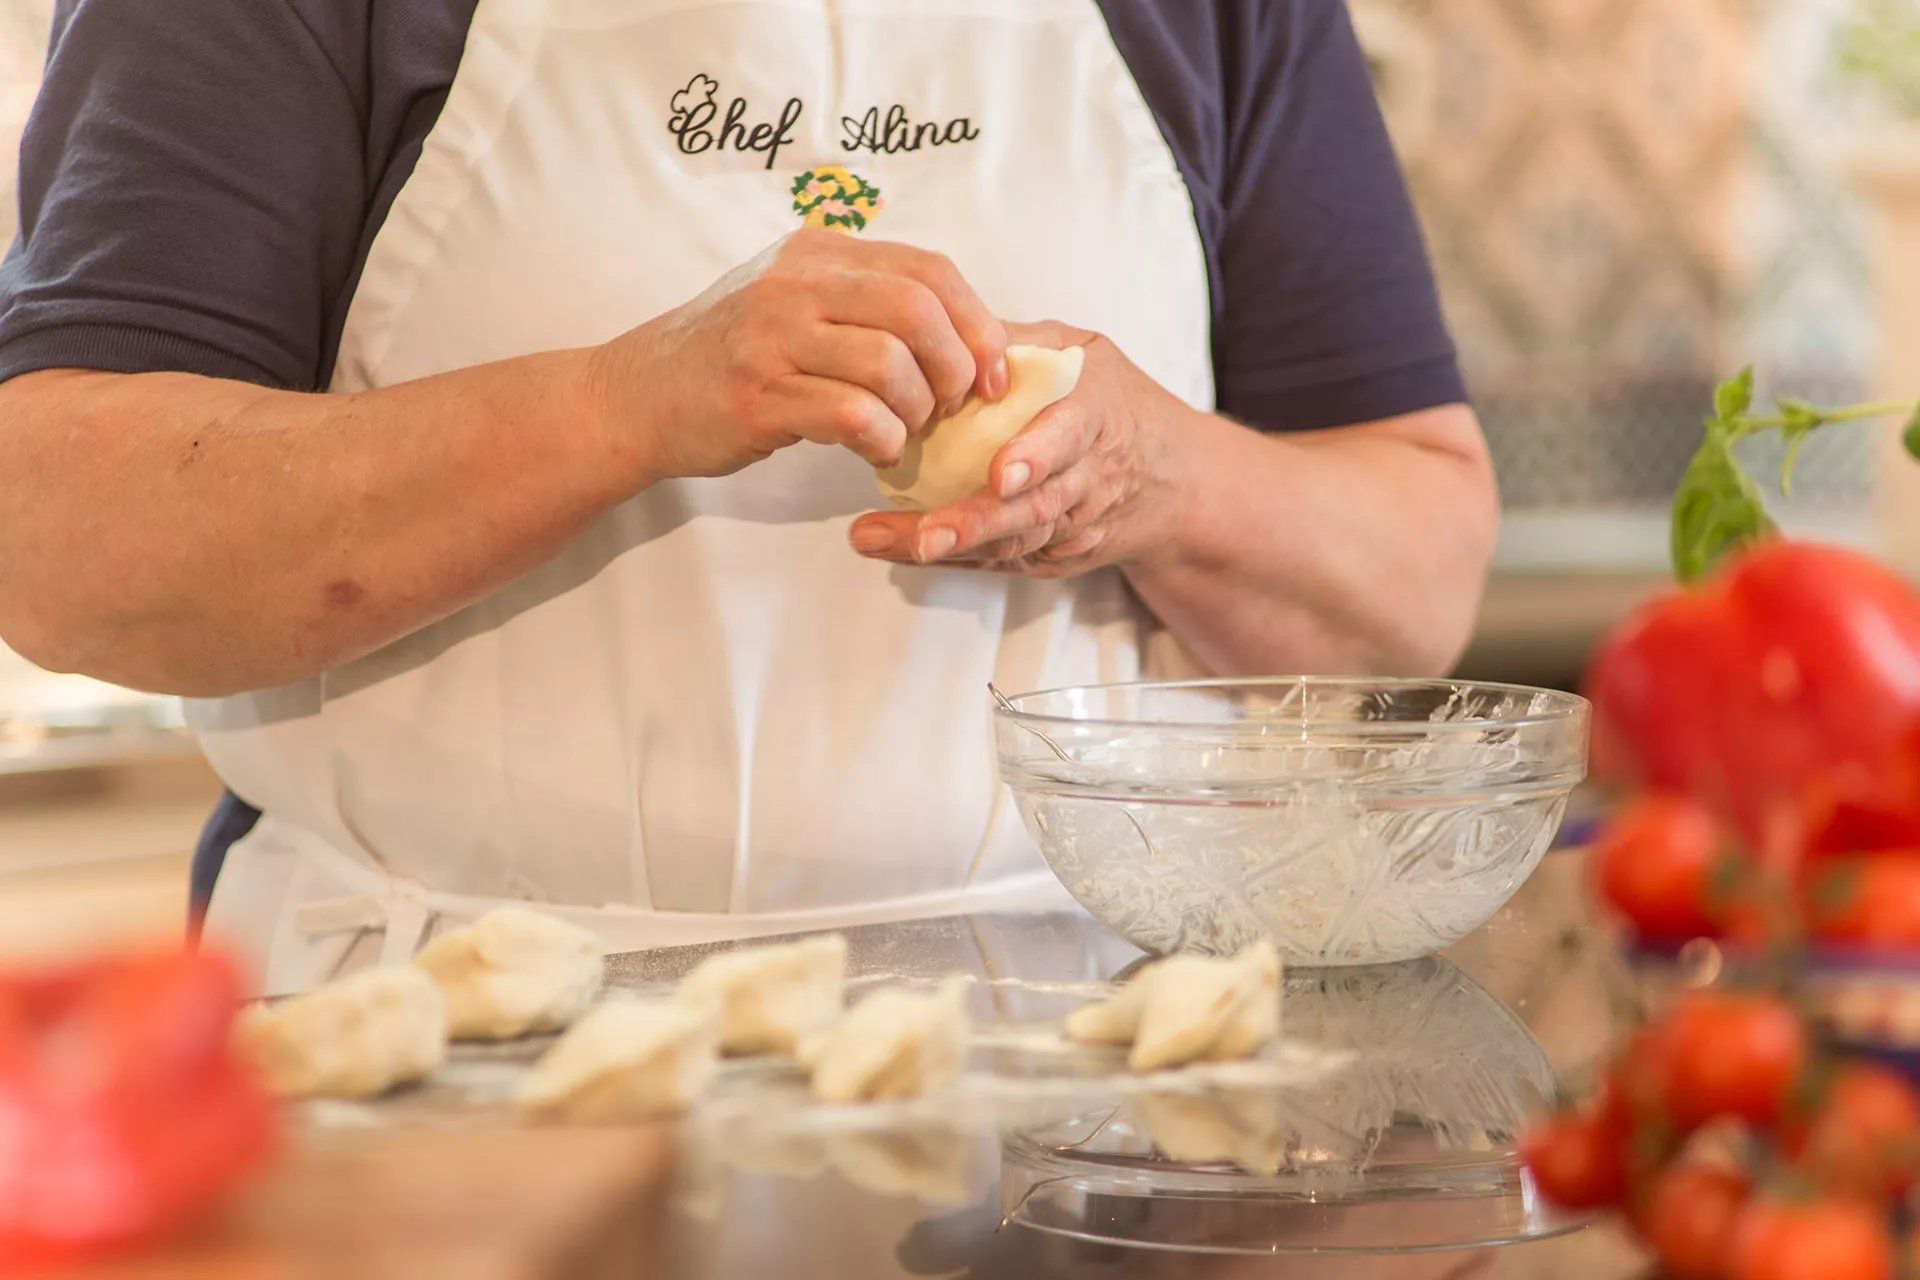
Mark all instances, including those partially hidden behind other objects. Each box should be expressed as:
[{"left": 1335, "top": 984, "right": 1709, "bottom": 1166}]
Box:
[{"left": 1373, "top": 0, "right": 1875, "bottom": 512}]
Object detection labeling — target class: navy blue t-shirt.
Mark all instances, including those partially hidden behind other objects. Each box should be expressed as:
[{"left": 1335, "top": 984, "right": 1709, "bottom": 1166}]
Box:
[{"left": 0, "top": 0, "right": 1467, "bottom": 905}]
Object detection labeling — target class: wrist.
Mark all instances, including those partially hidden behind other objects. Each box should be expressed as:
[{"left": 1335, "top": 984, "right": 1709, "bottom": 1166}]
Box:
[
  {"left": 1125, "top": 402, "right": 1217, "bottom": 573},
  {"left": 577, "top": 331, "right": 670, "bottom": 495}
]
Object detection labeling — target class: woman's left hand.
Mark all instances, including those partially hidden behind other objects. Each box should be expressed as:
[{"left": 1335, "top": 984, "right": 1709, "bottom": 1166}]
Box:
[{"left": 847, "top": 322, "right": 1195, "bottom": 577}]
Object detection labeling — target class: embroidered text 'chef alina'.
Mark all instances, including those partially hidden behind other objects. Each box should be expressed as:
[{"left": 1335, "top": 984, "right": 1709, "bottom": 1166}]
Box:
[{"left": 668, "top": 74, "right": 981, "bottom": 171}]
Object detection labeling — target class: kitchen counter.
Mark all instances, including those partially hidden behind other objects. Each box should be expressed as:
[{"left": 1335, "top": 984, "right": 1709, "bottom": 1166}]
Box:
[
  {"left": 634, "top": 850, "right": 1646, "bottom": 1278},
  {"left": 258, "top": 847, "right": 1650, "bottom": 1279}
]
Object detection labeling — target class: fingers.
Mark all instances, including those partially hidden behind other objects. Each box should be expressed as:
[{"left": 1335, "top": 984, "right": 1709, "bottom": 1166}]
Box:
[
  {"left": 913, "top": 466, "right": 1096, "bottom": 561},
  {"left": 812, "top": 272, "right": 977, "bottom": 418},
  {"left": 847, "top": 511, "right": 920, "bottom": 560},
  {"left": 767, "top": 374, "right": 908, "bottom": 468},
  {"left": 856, "top": 242, "right": 1010, "bottom": 401},
  {"left": 788, "top": 324, "right": 937, "bottom": 433},
  {"left": 987, "top": 400, "right": 1096, "bottom": 499},
  {"left": 846, "top": 503, "right": 1108, "bottom": 575},
  {"left": 1001, "top": 318, "right": 1097, "bottom": 350}
]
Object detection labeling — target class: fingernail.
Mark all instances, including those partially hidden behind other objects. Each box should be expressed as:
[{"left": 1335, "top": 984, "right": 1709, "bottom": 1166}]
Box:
[
  {"left": 850, "top": 524, "right": 894, "bottom": 554},
  {"left": 918, "top": 527, "right": 958, "bottom": 561},
  {"left": 999, "top": 462, "right": 1032, "bottom": 498},
  {"left": 989, "top": 357, "right": 1009, "bottom": 399}
]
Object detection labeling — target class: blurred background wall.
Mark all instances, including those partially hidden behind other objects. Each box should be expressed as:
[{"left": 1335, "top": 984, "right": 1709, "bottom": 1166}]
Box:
[{"left": 1369, "top": 0, "right": 1880, "bottom": 569}]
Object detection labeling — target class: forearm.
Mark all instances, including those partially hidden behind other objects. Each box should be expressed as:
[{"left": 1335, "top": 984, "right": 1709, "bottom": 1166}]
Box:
[
  {"left": 0, "top": 352, "right": 646, "bottom": 696},
  {"left": 1125, "top": 404, "right": 1498, "bottom": 677}
]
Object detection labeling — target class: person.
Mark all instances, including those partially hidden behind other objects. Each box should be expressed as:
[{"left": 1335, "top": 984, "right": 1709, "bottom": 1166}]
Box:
[{"left": 0, "top": 0, "right": 1496, "bottom": 991}]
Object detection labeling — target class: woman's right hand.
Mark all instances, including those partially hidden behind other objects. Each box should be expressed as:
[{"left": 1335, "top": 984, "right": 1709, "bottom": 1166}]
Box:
[{"left": 590, "top": 229, "right": 1009, "bottom": 481}]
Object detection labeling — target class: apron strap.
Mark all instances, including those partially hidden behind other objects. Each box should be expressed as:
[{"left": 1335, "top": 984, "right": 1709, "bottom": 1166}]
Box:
[{"left": 291, "top": 879, "right": 439, "bottom": 966}]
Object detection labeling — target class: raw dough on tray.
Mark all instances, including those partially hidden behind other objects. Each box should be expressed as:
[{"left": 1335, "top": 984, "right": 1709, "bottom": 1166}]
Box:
[
  {"left": 1065, "top": 941, "right": 1281, "bottom": 1071},
  {"left": 518, "top": 999, "right": 720, "bottom": 1122},
  {"left": 413, "top": 906, "right": 604, "bottom": 1041},
  {"left": 800, "top": 976, "right": 971, "bottom": 1103},
  {"left": 677, "top": 934, "right": 847, "bottom": 1056},
  {"left": 874, "top": 344, "right": 1084, "bottom": 512},
  {"left": 236, "top": 965, "right": 448, "bottom": 1100}
]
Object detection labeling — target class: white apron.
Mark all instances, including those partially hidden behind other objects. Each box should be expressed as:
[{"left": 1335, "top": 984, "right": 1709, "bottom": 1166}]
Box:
[{"left": 191, "top": 0, "right": 1214, "bottom": 993}]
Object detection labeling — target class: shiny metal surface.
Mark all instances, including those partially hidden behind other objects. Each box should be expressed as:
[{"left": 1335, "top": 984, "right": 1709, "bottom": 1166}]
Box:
[{"left": 624, "top": 849, "right": 1649, "bottom": 1278}]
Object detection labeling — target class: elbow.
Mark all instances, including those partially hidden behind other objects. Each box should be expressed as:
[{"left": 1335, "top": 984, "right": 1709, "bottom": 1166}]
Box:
[
  {"left": 1402, "top": 432, "right": 1500, "bottom": 677},
  {"left": 0, "top": 600, "right": 87, "bottom": 682},
  {"left": 0, "top": 561, "right": 236, "bottom": 697},
  {"left": 0, "top": 590, "right": 141, "bottom": 690},
  {"left": 0, "top": 602, "right": 253, "bottom": 699}
]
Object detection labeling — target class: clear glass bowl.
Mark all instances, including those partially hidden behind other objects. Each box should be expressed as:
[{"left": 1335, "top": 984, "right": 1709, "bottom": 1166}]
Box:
[{"left": 994, "top": 677, "right": 1591, "bottom": 965}]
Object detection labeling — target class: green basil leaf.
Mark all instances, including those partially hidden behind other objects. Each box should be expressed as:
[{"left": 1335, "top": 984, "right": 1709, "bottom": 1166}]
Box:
[
  {"left": 1714, "top": 366, "right": 1756, "bottom": 423},
  {"left": 1905, "top": 404, "right": 1920, "bottom": 462},
  {"left": 1671, "top": 426, "right": 1777, "bottom": 582}
]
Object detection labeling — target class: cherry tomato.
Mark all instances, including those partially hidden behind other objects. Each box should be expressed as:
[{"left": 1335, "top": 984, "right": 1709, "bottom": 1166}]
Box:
[
  {"left": 1635, "top": 1164, "right": 1749, "bottom": 1280},
  {"left": 1660, "top": 993, "right": 1807, "bottom": 1130},
  {"left": 1520, "top": 1113, "right": 1627, "bottom": 1210},
  {"left": 0, "top": 948, "right": 275, "bottom": 1269},
  {"left": 1805, "top": 857, "right": 1920, "bottom": 953},
  {"left": 1592, "top": 795, "right": 1731, "bottom": 943},
  {"left": 1781, "top": 1063, "right": 1920, "bottom": 1200},
  {"left": 1729, "top": 1195, "right": 1893, "bottom": 1280}
]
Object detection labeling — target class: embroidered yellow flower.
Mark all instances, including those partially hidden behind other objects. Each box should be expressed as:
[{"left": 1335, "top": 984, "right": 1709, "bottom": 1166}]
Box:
[{"left": 792, "top": 166, "right": 883, "bottom": 234}]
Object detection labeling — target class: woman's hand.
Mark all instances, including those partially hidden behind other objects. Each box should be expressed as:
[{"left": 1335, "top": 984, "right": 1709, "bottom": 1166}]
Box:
[
  {"left": 590, "top": 229, "right": 1009, "bottom": 481},
  {"left": 848, "top": 322, "right": 1197, "bottom": 577}
]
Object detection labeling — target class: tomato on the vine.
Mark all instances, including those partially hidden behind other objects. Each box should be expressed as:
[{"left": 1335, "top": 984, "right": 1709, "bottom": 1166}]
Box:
[
  {"left": 1519, "top": 1113, "right": 1627, "bottom": 1210},
  {"left": 1592, "top": 794, "right": 1731, "bottom": 944},
  {"left": 1780, "top": 1062, "right": 1920, "bottom": 1200},
  {"left": 1728, "top": 1195, "right": 1893, "bottom": 1280},
  {"left": 1634, "top": 1164, "right": 1749, "bottom": 1280},
  {"left": 1660, "top": 993, "right": 1807, "bottom": 1129},
  {"left": 1804, "top": 857, "right": 1920, "bottom": 952},
  {"left": 1588, "top": 543, "right": 1920, "bottom": 857}
]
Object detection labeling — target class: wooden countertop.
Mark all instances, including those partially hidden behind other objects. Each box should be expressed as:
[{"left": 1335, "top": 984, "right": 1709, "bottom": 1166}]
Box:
[{"left": 76, "top": 1126, "right": 677, "bottom": 1280}]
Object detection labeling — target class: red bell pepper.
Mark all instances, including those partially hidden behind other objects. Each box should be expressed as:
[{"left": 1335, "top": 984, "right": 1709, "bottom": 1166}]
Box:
[
  {"left": 0, "top": 947, "right": 277, "bottom": 1269},
  {"left": 1587, "top": 541, "right": 1920, "bottom": 861}
]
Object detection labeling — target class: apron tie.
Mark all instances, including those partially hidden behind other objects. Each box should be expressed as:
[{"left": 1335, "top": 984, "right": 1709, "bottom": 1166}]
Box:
[{"left": 292, "top": 877, "right": 439, "bottom": 967}]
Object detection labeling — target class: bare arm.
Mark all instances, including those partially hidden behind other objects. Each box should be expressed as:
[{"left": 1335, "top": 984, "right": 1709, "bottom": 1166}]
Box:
[
  {"left": 0, "top": 352, "right": 625, "bottom": 696},
  {"left": 1123, "top": 403, "right": 1497, "bottom": 677},
  {"left": 0, "top": 231, "right": 1007, "bottom": 696},
  {"left": 849, "top": 329, "right": 1498, "bottom": 678}
]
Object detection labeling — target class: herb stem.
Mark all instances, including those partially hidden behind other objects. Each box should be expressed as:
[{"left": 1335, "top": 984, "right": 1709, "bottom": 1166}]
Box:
[{"left": 1733, "top": 401, "right": 1915, "bottom": 438}]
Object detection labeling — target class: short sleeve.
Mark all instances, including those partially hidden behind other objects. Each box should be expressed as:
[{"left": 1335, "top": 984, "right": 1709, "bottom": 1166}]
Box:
[
  {"left": 0, "top": 0, "right": 370, "bottom": 391},
  {"left": 1212, "top": 0, "right": 1466, "bottom": 431}
]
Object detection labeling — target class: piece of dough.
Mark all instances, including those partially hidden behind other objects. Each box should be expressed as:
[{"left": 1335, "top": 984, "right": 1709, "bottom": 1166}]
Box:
[
  {"left": 1065, "top": 941, "right": 1281, "bottom": 1071},
  {"left": 235, "top": 965, "right": 447, "bottom": 1100},
  {"left": 875, "top": 344, "right": 1085, "bottom": 512},
  {"left": 1131, "top": 1089, "right": 1285, "bottom": 1175},
  {"left": 517, "top": 999, "right": 720, "bottom": 1122},
  {"left": 412, "top": 907, "right": 604, "bottom": 1041},
  {"left": 825, "top": 1127, "right": 975, "bottom": 1205},
  {"left": 799, "top": 976, "right": 971, "bottom": 1104},
  {"left": 676, "top": 934, "right": 847, "bottom": 1057}
]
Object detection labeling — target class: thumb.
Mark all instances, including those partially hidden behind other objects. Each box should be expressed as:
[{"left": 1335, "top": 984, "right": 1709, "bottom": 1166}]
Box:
[{"left": 1001, "top": 318, "right": 1098, "bottom": 350}]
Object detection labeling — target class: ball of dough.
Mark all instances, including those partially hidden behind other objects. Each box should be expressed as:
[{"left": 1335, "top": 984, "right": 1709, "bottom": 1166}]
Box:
[
  {"left": 236, "top": 965, "right": 448, "bottom": 1100},
  {"left": 677, "top": 934, "right": 847, "bottom": 1057},
  {"left": 874, "top": 345, "right": 1085, "bottom": 512},
  {"left": 1065, "top": 941, "right": 1281, "bottom": 1072},
  {"left": 799, "top": 976, "right": 971, "bottom": 1104},
  {"left": 517, "top": 999, "right": 721, "bottom": 1123},
  {"left": 413, "top": 907, "right": 604, "bottom": 1041}
]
